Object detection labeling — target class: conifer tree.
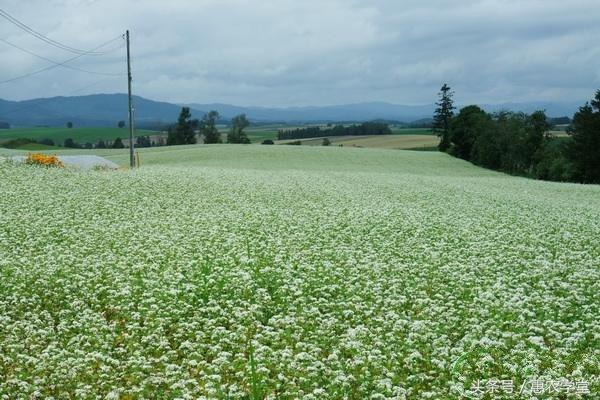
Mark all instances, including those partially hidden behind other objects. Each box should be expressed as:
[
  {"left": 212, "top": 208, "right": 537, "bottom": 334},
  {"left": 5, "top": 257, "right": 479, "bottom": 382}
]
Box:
[{"left": 433, "top": 83, "right": 455, "bottom": 151}]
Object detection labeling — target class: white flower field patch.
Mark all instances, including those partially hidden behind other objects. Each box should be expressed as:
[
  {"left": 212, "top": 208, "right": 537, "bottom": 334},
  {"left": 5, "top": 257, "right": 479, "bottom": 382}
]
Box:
[{"left": 0, "top": 146, "right": 598, "bottom": 399}]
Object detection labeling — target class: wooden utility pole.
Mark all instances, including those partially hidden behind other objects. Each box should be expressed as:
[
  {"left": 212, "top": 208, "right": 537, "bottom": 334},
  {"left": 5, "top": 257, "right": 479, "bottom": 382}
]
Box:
[{"left": 126, "top": 30, "right": 135, "bottom": 168}]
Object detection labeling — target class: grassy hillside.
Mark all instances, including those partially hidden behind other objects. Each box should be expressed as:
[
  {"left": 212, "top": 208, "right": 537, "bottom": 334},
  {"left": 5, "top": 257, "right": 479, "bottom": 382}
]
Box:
[
  {"left": 391, "top": 127, "right": 433, "bottom": 135},
  {"left": 1, "top": 145, "right": 598, "bottom": 398},
  {"left": 0, "top": 127, "right": 158, "bottom": 145},
  {"left": 278, "top": 134, "right": 438, "bottom": 149}
]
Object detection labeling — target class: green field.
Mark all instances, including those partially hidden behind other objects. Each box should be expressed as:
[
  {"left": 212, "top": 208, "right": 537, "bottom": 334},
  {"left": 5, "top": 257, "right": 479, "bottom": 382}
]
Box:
[
  {"left": 222, "top": 126, "right": 433, "bottom": 144},
  {"left": 1, "top": 145, "right": 598, "bottom": 398},
  {"left": 391, "top": 127, "right": 434, "bottom": 135},
  {"left": 1, "top": 126, "right": 433, "bottom": 148},
  {"left": 0, "top": 127, "right": 158, "bottom": 146},
  {"left": 278, "top": 134, "right": 439, "bottom": 149},
  {"left": 244, "top": 127, "right": 281, "bottom": 143}
]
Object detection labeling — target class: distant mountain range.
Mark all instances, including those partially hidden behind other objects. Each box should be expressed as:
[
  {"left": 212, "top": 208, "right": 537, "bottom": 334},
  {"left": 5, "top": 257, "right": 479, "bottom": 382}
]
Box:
[
  {"left": 0, "top": 93, "right": 585, "bottom": 128},
  {"left": 0, "top": 94, "right": 190, "bottom": 128}
]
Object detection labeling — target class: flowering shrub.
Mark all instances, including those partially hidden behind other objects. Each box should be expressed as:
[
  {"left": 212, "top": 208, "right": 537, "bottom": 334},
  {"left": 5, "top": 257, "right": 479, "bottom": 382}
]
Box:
[
  {"left": 0, "top": 146, "right": 598, "bottom": 399},
  {"left": 25, "top": 152, "right": 64, "bottom": 167}
]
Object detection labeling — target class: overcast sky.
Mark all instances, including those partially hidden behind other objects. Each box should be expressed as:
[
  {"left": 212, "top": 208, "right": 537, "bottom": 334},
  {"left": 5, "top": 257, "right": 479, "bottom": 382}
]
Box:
[{"left": 1, "top": 0, "right": 599, "bottom": 106}]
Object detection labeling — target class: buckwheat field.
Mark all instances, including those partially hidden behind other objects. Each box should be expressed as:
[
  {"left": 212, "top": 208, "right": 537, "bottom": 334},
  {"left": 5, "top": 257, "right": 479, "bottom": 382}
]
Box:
[{"left": 0, "top": 146, "right": 598, "bottom": 399}]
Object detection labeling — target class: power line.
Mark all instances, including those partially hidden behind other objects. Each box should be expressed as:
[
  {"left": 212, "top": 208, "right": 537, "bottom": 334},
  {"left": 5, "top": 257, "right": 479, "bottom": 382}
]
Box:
[
  {"left": 0, "top": 38, "right": 124, "bottom": 76},
  {"left": 0, "top": 8, "right": 110, "bottom": 55},
  {"left": 0, "top": 35, "right": 124, "bottom": 85}
]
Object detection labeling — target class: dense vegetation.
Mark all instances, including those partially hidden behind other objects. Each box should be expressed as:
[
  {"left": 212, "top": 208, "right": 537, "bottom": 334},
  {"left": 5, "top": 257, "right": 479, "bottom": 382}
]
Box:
[
  {"left": 277, "top": 122, "right": 391, "bottom": 140},
  {"left": 1, "top": 145, "right": 598, "bottom": 398},
  {"left": 167, "top": 108, "right": 251, "bottom": 145},
  {"left": 439, "top": 87, "right": 600, "bottom": 184},
  {"left": 167, "top": 107, "right": 197, "bottom": 145},
  {"left": 227, "top": 114, "right": 251, "bottom": 144}
]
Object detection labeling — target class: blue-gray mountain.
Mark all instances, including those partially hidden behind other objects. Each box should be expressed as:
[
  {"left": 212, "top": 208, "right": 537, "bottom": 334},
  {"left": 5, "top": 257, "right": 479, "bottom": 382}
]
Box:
[
  {"left": 0, "top": 93, "right": 583, "bottom": 127},
  {"left": 0, "top": 94, "right": 203, "bottom": 128}
]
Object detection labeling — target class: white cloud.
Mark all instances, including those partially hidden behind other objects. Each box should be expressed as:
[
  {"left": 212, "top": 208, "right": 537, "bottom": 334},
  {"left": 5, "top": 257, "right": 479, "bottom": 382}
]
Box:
[{"left": 1, "top": 0, "right": 599, "bottom": 105}]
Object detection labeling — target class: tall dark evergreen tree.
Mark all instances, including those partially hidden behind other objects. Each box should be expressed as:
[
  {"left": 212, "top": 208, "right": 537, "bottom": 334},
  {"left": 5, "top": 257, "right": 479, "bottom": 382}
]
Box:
[
  {"left": 200, "top": 111, "right": 222, "bottom": 144},
  {"left": 433, "top": 83, "right": 455, "bottom": 151},
  {"left": 568, "top": 89, "right": 600, "bottom": 183},
  {"left": 167, "top": 107, "right": 196, "bottom": 145},
  {"left": 227, "top": 114, "right": 251, "bottom": 144}
]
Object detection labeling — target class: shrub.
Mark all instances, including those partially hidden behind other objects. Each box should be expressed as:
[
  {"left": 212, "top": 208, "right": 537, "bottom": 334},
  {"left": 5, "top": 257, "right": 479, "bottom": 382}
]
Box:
[
  {"left": 534, "top": 138, "right": 574, "bottom": 181},
  {"left": 112, "top": 138, "right": 125, "bottom": 149},
  {"left": 25, "top": 153, "right": 64, "bottom": 168},
  {"left": 64, "top": 138, "right": 79, "bottom": 148},
  {"left": 37, "top": 138, "right": 55, "bottom": 146},
  {"left": 285, "top": 140, "right": 302, "bottom": 145},
  {"left": 0, "top": 138, "right": 36, "bottom": 149},
  {"left": 322, "top": 138, "right": 331, "bottom": 146},
  {"left": 261, "top": 139, "right": 274, "bottom": 145}
]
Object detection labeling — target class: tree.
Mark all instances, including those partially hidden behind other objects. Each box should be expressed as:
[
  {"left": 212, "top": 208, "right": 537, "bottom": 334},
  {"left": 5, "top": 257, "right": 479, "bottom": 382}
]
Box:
[
  {"left": 433, "top": 83, "right": 455, "bottom": 151},
  {"left": 449, "top": 105, "right": 489, "bottom": 160},
  {"left": 136, "top": 135, "right": 152, "bottom": 147},
  {"left": 322, "top": 137, "right": 331, "bottom": 146},
  {"left": 112, "top": 137, "right": 125, "bottom": 148},
  {"left": 38, "top": 138, "right": 54, "bottom": 146},
  {"left": 534, "top": 139, "right": 573, "bottom": 182},
  {"left": 200, "top": 110, "right": 221, "bottom": 144},
  {"left": 567, "top": 89, "right": 600, "bottom": 183},
  {"left": 64, "top": 138, "right": 78, "bottom": 148},
  {"left": 523, "top": 110, "right": 550, "bottom": 171},
  {"left": 166, "top": 127, "right": 175, "bottom": 145},
  {"left": 227, "top": 114, "right": 251, "bottom": 144},
  {"left": 118, "top": 120, "right": 125, "bottom": 128},
  {"left": 167, "top": 107, "right": 196, "bottom": 145},
  {"left": 66, "top": 121, "right": 73, "bottom": 128},
  {"left": 178, "top": 107, "right": 196, "bottom": 144},
  {"left": 96, "top": 140, "right": 107, "bottom": 149}
]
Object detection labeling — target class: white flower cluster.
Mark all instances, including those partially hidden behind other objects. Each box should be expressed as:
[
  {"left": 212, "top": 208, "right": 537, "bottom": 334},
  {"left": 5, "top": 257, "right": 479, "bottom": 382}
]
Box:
[{"left": 0, "top": 147, "right": 598, "bottom": 399}]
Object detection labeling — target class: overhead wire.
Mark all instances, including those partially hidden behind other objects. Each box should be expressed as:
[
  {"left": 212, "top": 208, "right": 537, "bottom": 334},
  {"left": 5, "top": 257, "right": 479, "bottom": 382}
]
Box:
[
  {"left": 0, "top": 37, "right": 124, "bottom": 76},
  {"left": 0, "top": 35, "right": 124, "bottom": 85},
  {"left": 0, "top": 8, "right": 110, "bottom": 55},
  {"left": 0, "top": 9, "right": 129, "bottom": 122}
]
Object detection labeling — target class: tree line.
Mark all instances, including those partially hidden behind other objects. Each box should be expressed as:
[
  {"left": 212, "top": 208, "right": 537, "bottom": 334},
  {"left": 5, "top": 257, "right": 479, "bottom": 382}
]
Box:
[
  {"left": 166, "top": 107, "right": 251, "bottom": 145},
  {"left": 277, "top": 122, "right": 392, "bottom": 140},
  {"left": 433, "top": 85, "right": 600, "bottom": 184},
  {"left": 61, "top": 136, "right": 164, "bottom": 149}
]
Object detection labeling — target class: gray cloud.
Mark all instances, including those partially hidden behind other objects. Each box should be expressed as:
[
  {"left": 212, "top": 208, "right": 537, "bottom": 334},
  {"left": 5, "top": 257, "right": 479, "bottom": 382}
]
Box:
[{"left": 1, "top": 0, "right": 599, "bottom": 106}]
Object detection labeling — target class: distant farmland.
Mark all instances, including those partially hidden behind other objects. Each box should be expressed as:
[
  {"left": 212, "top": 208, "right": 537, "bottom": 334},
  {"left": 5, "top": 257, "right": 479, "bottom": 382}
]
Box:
[
  {"left": 0, "top": 125, "right": 435, "bottom": 149},
  {"left": 278, "top": 133, "right": 438, "bottom": 149},
  {"left": 0, "top": 127, "right": 158, "bottom": 146}
]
